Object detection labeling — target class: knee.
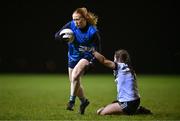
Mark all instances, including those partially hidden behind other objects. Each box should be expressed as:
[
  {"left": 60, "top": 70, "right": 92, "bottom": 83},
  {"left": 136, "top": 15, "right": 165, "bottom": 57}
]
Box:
[
  {"left": 71, "top": 72, "right": 80, "bottom": 82},
  {"left": 97, "top": 111, "right": 106, "bottom": 115},
  {"left": 97, "top": 107, "right": 105, "bottom": 115}
]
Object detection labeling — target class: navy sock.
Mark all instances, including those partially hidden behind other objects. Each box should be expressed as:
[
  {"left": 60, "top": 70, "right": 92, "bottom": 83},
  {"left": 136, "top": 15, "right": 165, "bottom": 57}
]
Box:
[
  {"left": 79, "top": 97, "right": 86, "bottom": 104},
  {"left": 69, "top": 95, "right": 76, "bottom": 102}
]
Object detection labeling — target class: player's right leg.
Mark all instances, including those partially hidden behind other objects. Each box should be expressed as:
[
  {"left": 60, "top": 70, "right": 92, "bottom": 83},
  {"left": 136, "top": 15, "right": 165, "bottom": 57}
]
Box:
[
  {"left": 97, "top": 102, "right": 124, "bottom": 115},
  {"left": 66, "top": 68, "right": 76, "bottom": 111}
]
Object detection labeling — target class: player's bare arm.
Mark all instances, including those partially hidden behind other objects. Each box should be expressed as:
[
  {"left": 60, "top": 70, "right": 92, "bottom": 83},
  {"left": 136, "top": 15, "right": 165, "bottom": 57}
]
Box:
[{"left": 93, "top": 51, "right": 116, "bottom": 70}]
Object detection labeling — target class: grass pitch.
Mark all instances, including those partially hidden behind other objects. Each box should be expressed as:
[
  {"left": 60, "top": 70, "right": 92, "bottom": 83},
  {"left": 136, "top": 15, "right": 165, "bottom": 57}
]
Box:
[{"left": 0, "top": 74, "right": 180, "bottom": 120}]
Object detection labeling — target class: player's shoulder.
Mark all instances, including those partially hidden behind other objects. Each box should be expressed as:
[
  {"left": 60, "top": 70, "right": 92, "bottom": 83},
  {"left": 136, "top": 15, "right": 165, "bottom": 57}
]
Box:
[
  {"left": 116, "top": 63, "right": 127, "bottom": 69},
  {"left": 88, "top": 25, "right": 98, "bottom": 35}
]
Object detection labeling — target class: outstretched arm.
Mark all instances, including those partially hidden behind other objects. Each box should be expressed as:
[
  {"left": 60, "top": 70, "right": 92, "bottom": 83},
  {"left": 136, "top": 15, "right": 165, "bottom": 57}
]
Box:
[{"left": 93, "top": 51, "right": 116, "bottom": 70}]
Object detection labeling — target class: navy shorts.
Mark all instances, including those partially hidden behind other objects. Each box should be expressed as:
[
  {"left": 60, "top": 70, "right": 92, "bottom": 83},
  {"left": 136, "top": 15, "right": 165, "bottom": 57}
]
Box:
[
  {"left": 118, "top": 98, "right": 140, "bottom": 115},
  {"left": 68, "top": 53, "right": 94, "bottom": 69}
]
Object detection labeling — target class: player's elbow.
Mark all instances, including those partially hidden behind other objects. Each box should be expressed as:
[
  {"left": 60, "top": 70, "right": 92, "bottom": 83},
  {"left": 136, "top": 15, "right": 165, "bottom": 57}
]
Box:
[
  {"left": 99, "top": 58, "right": 105, "bottom": 64},
  {"left": 55, "top": 32, "right": 59, "bottom": 39}
]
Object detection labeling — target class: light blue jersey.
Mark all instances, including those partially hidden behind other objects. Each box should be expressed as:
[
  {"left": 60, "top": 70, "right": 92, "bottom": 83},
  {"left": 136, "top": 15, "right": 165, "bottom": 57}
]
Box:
[
  {"left": 68, "top": 20, "right": 98, "bottom": 62},
  {"left": 55, "top": 20, "right": 101, "bottom": 68},
  {"left": 114, "top": 63, "right": 140, "bottom": 102}
]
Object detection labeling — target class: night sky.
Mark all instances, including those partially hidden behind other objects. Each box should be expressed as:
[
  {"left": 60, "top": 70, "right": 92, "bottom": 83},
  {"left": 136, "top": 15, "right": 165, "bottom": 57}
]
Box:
[{"left": 1, "top": 0, "right": 179, "bottom": 74}]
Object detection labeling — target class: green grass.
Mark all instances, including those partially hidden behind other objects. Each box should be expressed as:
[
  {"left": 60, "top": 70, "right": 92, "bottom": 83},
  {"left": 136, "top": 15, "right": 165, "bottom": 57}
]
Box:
[{"left": 0, "top": 74, "right": 180, "bottom": 120}]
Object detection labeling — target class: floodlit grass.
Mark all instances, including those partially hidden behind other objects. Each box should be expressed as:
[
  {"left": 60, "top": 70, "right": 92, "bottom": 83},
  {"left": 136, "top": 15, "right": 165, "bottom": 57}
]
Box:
[{"left": 0, "top": 74, "right": 180, "bottom": 120}]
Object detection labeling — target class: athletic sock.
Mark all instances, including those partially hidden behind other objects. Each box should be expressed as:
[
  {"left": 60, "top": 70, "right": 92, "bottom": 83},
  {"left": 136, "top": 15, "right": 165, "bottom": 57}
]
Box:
[
  {"left": 79, "top": 97, "right": 86, "bottom": 104},
  {"left": 69, "top": 95, "right": 76, "bottom": 102}
]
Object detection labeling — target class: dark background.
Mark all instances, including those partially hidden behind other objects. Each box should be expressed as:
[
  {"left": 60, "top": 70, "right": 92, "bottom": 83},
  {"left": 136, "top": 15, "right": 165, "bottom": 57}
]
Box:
[{"left": 1, "top": 0, "right": 179, "bottom": 74}]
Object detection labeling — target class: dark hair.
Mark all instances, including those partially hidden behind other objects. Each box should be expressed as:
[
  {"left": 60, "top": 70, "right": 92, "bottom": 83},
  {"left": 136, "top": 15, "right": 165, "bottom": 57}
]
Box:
[
  {"left": 114, "top": 49, "right": 130, "bottom": 64},
  {"left": 115, "top": 49, "right": 136, "bottom": 78}
]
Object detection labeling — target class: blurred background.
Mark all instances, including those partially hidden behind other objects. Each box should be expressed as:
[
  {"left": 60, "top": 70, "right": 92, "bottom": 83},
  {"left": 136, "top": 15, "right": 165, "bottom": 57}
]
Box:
[{"left": 1, "top": 0, "right": 179, "bottom": 74}]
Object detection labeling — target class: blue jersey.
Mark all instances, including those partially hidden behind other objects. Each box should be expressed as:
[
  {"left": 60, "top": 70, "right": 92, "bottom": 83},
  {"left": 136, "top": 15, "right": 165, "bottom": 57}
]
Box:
[{"left": 55, "top": 20, "right": 101, "bottom": 68}]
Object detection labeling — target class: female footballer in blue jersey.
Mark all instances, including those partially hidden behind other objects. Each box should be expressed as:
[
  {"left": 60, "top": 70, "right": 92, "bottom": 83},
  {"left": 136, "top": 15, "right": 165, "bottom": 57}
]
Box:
[
  {"left": 55, "top": 7, "right": 101, "bottom": 114},
  {"left": 92, "top": 49, "right": 152, "bottom": 115}
]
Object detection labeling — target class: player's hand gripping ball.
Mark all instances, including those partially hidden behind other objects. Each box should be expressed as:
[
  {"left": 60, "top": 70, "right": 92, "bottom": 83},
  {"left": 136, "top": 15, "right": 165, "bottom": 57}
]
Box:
[{"left": 59, "top": 28, "right": 74, "bottom": 43}]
